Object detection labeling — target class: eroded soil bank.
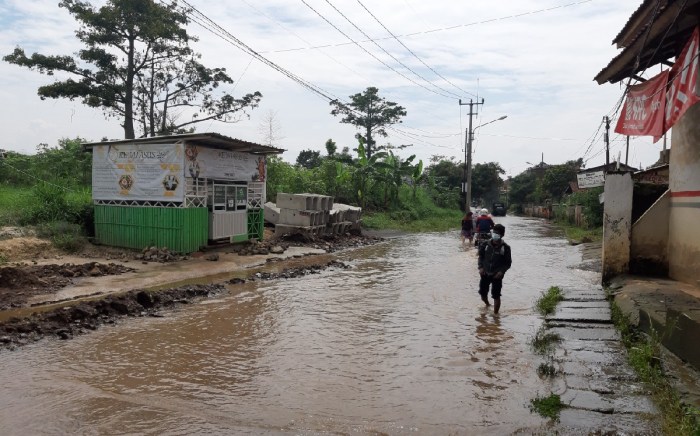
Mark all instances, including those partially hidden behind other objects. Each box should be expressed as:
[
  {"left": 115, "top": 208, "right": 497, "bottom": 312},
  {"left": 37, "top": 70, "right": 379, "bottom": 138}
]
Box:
[{"left": 0, "top": 260, "right": 351, "bottom": 351}]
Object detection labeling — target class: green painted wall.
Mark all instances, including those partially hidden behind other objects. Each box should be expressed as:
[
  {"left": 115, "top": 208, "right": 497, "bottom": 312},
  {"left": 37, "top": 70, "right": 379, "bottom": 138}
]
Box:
[
  {"left": 94, "top": 206, "right": 208, "bottom": 253},
  {"left": 247, "top": 209, "right": 264, "bottom": 240}
]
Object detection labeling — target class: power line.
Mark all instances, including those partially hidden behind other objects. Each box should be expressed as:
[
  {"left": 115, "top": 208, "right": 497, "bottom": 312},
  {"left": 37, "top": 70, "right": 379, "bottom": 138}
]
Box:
[
  {"left": 265, "top": 0, "right": 593, "bottom": 54},
  {"left": 300, "top": 0, "right": 458, "bottom": 100},
  {"left": 355, "top": 0, "right": 477, "bottom": 98},
  {"left": 175, "top": 0, "right": 341, "bottom": 104},
  {"left": 238, "top": 0, "right": 372, "bottom": 87}
]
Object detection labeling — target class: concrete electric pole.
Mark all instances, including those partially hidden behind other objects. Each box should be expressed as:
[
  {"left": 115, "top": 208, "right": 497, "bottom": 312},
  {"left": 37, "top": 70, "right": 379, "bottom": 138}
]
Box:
[{"left": 459, "top": 98, "right": 484, "bottom": 212}]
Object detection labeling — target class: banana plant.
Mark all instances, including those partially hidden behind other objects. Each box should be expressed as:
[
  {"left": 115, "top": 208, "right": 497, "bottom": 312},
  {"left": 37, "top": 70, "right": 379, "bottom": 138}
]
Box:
[
  {"left": 353, "top": 139, "right": 388, "bottom": 209},
  {"left": 411, "top": 159, "right": 425, "bottom": 199}
]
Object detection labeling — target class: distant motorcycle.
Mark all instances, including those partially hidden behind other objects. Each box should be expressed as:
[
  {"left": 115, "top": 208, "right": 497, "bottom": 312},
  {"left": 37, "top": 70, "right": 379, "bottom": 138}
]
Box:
[{"left": 474, "top": 232, "right": 491, "bottom": 247}]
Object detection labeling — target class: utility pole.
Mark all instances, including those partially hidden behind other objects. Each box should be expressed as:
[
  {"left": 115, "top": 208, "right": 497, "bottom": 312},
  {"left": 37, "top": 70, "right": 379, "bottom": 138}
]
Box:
[
  {"left": 604, "top": 116, "right": 611, "bottom": 169},
  {"left": 459, "top": 98, "right": 484, "bottom": 212}
]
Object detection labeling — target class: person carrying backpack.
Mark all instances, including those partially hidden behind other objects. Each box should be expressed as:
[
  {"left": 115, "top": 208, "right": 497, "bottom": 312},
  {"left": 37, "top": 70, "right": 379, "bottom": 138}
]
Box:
[{"left": 477, "top": 224, "right": 512, "bottom": 314}]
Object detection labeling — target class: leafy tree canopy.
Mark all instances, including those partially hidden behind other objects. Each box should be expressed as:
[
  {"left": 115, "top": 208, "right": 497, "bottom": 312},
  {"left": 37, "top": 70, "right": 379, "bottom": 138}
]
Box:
[
  {"left": 329, "top": 87, "right": 406, "bottom": 159},
  {"left": 296, "top": 149, "right": 322, "bottom": 169},
  {"left": 325, "top": 138, "right": 337, "bottom": 156},
  {"left": 4, "top": 0, "right": 262, "bottom": 139},
  {"left": 471, "top": 162, "right": 504, "bottom": 206}
]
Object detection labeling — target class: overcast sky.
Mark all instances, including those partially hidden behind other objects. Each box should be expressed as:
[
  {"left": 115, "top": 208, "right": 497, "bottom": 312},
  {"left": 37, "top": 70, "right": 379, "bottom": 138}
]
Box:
[{"left": 1, "top": 0, "right": 663, "bottom": 176}]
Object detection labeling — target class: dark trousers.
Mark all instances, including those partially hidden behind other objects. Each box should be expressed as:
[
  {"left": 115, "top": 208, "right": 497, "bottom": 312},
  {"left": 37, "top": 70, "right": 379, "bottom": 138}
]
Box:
[{"left": 479, "top": 274, "right": 503, "bottom": 299}]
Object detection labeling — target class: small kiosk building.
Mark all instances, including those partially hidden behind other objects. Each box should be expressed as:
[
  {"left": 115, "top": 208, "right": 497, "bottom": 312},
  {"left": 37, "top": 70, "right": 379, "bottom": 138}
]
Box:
[{"left": 83, "top": 133, "right": 283, "bottom": 253}]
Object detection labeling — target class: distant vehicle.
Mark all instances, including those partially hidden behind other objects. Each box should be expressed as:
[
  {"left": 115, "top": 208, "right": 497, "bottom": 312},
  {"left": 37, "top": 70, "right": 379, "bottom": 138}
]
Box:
[{"left": 492, "top": 202, "right": 507, "bottom": 217}]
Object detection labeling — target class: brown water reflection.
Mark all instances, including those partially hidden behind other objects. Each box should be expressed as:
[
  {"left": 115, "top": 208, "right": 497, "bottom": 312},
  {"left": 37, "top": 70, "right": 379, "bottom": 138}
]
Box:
[{"left": 0, "top": 216, "right": 600, "bottom": 435}]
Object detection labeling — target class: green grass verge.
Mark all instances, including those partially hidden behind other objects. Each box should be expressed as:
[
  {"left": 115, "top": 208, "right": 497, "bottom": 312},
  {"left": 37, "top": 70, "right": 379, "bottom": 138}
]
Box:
[
  {"left": 530, "top": 393, "right": 565, "bottom": 421},
  {"left": 553, "top": 221, "right": 603, "bottom": 244},
  {"left": 362, "top": 208, "right": 463, "bottom": 233},
  {"left": 0, "top": 185, "right": 33, "bottom": 226},
  {"left": 530, "top": 324, "right": 561, "bottom": 355},
  {"left": 610, "top": 301, "right": 700, "bottom": 435},
  {"left": 535, "top": 286, "right": 564, "bottom": 316}
]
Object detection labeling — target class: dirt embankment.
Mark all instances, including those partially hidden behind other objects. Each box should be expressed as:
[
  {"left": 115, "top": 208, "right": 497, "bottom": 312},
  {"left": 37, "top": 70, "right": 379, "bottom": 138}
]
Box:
[
  {"left": 0, "top": 260, "right": 351, "bottom": 351},
  {"left": 0, "top": 229, "right": 383, "bottom": 352}
]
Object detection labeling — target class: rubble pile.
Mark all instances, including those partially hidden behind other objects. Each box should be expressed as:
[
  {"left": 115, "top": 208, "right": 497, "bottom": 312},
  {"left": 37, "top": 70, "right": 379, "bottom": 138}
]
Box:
[{"left": 135, "top": 246, "right": 189, "bottom": 263}]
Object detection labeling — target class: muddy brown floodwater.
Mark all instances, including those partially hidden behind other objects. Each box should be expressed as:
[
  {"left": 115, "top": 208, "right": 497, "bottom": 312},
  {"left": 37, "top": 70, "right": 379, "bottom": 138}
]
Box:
[{"left": 0, "top": 216, "right": 604, "bottom": 434}]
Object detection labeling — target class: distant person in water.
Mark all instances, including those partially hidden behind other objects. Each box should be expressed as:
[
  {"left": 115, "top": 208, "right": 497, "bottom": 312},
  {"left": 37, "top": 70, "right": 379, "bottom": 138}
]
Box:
[
  {"left": 477, "top": 224, "right": 512, "bottom": 314},
  {"left": 461, "top": 211, "right": 474, "bottom": 245}
]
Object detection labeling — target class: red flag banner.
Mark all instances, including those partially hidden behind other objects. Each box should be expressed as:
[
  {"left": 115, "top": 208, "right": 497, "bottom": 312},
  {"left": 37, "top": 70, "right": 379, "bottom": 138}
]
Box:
[
  {"left": 615, "top": 70, "right": 668, "bottom": 136},
  {"left": 664, "top": 26, "right": 700, "bottom": 132}
]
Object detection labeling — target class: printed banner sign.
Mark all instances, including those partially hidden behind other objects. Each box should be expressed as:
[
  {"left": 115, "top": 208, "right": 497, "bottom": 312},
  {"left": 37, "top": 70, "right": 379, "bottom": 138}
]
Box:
[
  {"left": 92, "top": 144, "right": 184, "bottom": 201},
  {"left": 185, "top": 144, "right": 265, "bottom": 182},
  {"left": 577, "top": 171, "right": 605, "bottom": 189},
  {"left": 615, "top": 70, "right": 668, "bottom": 136},
  {"left": 663, "top": 26, "right": 700, "bottom": 134},
  {"left": 616, "top": 26, "right": 700, "bottom": 141}
]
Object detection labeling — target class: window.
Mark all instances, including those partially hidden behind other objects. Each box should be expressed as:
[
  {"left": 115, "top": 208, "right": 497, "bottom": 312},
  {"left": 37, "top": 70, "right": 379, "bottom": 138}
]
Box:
[{"left": 210, "top": 182, "right": 247, "bottom": 212}]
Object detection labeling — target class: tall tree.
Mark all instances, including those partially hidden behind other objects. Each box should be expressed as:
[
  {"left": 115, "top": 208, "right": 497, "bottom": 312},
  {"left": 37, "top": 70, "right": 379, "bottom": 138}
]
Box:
[
  {"left": 471, "top": 162, "right": 505, "bottom": 206},
  {"left": 329, "top": 87, "right": 406, "bottom": 159},
  {"left": 258, "top": 109, "right": 284, "bottom": 146},
  {"left": 296, "top": 149, "right": 322, "bottom": 169},
  {"left": 325, "top": 138, "right": 337, "bottom": 157},
  {"left": 4, "top": 0, "right": 261, "bottom": 139}
]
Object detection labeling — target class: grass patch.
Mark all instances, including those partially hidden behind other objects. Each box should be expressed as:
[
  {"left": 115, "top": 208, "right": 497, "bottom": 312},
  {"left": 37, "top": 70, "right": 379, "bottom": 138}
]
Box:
[
  {"left": 530, "top": 324, "right": 561, "bottom": 355},
  {"left": 0, "top": 185, "right": 33, "bottom": 226},
  {"left": 363, "top": 208, "right": 463, "bottom": 233},
  {"left": 537, "top": 360, "right": 558, "bottom": 378},
  {"left": 535, "top": 286, "right": 564, "bottom": 316},
  {"left": 530, "top": 393, "right": 565, "bottom": 421},
  {"left": 610, "top": 300, "right": 700, "bottom": 435},
  {"left": 36, "top": 221, "right": 87, "bottom": 253},
  {"left": 553, "top": 221, "right": 603, "bottom": 244}
]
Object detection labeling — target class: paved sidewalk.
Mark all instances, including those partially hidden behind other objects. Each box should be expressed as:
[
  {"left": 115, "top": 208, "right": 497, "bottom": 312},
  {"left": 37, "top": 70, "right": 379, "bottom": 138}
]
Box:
[
  {"left": 543, "top": 286, "right": 661, "bottom": 434},
  {"left": 610, "top": 274, "right": 700, "bottom": 407}
]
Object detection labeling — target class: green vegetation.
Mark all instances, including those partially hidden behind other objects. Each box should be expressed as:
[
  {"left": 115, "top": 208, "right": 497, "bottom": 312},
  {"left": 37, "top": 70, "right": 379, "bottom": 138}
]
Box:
[
  {"left": 535, "top": 286, "right": 565, "bottom": 316},
  {"left": 537, "top": 359, "right": 558, "bottom": 378},
  {"left": 558, "top": 222, "right": 603, "bottom": 244},
  {"left": 610, "top": 301, "right": 700, "bottom": 435},
  {"left": 530, "top": 324, "right": 561, "bottom": 355},
  {"left": 529, "top": 393, "right": 565, "bottom": 421}
]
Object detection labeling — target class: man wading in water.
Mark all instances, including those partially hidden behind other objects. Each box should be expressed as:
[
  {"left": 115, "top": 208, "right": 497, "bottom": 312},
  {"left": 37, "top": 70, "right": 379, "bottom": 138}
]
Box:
[{"left": 477, "top": 224, "right": 512, "bottom": 314}]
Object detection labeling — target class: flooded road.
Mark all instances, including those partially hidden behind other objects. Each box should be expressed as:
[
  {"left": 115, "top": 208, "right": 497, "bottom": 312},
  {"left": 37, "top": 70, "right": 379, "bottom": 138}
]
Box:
[{"left": 0, "top": 216, "right": 602, "bottom": 434}]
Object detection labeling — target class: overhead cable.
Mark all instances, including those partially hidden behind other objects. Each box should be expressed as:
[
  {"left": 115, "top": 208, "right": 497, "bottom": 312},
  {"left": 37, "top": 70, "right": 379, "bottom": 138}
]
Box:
[
  {"left": 301, "top": 0, "right": 458, "bottom": 100},
  {"left": 265, "top": 0, "right": 593, "bottom": 54}
]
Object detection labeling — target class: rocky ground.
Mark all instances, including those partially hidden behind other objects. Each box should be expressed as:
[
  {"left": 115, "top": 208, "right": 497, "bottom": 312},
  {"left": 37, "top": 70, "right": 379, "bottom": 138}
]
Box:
[{"left": 0, "top": 226, "right": 383, "bottom": 351}]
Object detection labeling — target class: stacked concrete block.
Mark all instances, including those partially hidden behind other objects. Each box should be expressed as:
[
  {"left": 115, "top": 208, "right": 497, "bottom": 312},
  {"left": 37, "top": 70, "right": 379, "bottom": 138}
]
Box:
[
  {"left": 263, "top": 202, "right": 280, "bottom": 225},
  {"left": 270, "top": 194, "right": 362, "bottom": 238},
  {"left": 273, "top": 193, "right": 333, "bottom": 238},
  {"left": 332, "top": 203, "right": 361, "bottom": 221}
]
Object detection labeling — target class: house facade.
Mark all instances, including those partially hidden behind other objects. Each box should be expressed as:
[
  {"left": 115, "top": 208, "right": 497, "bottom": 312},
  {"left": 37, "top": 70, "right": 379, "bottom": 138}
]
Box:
[{"left": 84, "top": 133, "right": 283, "bottom": 253}]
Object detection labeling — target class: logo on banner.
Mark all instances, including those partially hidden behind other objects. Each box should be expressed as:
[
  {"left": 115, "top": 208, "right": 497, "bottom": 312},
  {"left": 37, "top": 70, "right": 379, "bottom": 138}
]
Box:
[{"left": 615, "top": 70, "right": 668, "bottom": 136}]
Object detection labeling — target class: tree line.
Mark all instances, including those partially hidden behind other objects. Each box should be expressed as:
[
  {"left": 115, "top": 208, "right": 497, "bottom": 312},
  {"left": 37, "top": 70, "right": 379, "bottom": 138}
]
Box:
[{"left": 1, "top": 0, "right": 597, "bottom": 229}]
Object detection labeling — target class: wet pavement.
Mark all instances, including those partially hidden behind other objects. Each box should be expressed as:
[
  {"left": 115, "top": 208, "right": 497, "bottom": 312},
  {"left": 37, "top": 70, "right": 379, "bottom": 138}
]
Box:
[
  {"left": 0, "top": 216, "right": 663, "bottom": 434},
  {"left": 546, "top": 287, "right": 660, "bottom": 433}
]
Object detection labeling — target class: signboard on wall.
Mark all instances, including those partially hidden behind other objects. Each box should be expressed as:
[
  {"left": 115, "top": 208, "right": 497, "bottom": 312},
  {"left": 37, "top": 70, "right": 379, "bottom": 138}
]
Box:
[
  {"left": 92, "top": 144, "right": 184, "bottom": 201},
  {"left": 577, "top": 171, "right": 605, "bottom": 189},
  {"left": 185, "top": 144, "right": 265, "bottom": 182}
]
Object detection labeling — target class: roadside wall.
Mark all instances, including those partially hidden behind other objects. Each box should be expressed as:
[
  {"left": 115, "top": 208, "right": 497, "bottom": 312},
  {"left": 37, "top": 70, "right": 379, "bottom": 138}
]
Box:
[
  {"left": 630, "top": 190, "right": 669, "bottom": 276},
  {"left": 668, "top": 103, "right": 700, "bottom": 285},
  {"left": 602, "top": 172, "right": 633, "bottom": 282}
]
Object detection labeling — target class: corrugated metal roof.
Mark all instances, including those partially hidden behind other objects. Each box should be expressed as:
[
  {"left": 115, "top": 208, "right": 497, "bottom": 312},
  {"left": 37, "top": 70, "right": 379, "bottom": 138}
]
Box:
[
  {"left": 82, "top": 132, "right": 285, "bottom": 154},
  {"left": 595, "top": 0, "right": 700, "bottom": 84}
]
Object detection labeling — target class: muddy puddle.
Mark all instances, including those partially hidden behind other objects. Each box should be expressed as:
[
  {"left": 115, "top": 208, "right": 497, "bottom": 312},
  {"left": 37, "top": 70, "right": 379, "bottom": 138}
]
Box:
[{"left": 0, "top": 216, "right": 603, "bottom": 434}]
